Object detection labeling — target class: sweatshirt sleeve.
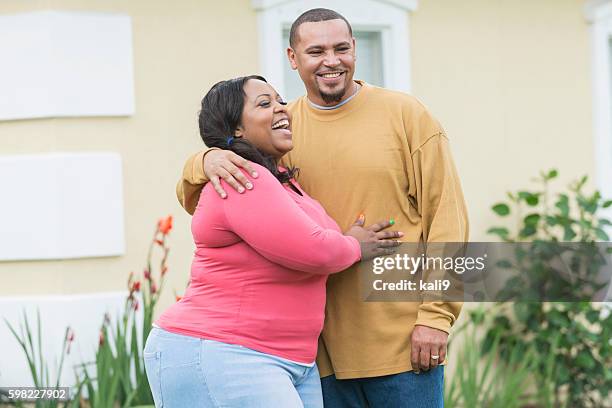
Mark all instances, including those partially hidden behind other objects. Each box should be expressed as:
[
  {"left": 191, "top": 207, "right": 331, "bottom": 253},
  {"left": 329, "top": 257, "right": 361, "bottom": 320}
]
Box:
[
  {"left": 176, "top": 148, "right": 218, "bottom": 215},
  {"left": 221, "top": 165, "right": 361, "bottom": 274},
  {"left": 409, "top": 132, "right": 469, "bottom": 334}
]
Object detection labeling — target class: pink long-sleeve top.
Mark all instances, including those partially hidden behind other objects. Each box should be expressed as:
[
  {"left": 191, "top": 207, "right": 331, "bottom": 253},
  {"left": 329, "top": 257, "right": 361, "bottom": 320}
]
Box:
[{"left": 156, "top": 163, "right": 361, "bottom": 363}]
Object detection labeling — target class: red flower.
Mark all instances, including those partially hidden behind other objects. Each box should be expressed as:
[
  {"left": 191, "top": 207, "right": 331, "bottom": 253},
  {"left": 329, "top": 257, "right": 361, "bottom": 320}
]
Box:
[
  {"left": 66, "top": 328, "right": 75, "bottom": 343},
  {"left": 151, "top": 282, "right": 158, "bottom": 294},
  {"left": 131, "top": 281, "right": 141, "bottom": 292},
  {"left": 144, "top": 269, "right": 151, "bottom": 281},
  {"left": 158, "top": 215, "right": 173, "bottom": 236},
  {"left": 99, "top": 331, "right": 105, "bottom": 346},
  {"left": 65, "top": 328, "right": 75, "bottom": 354}
]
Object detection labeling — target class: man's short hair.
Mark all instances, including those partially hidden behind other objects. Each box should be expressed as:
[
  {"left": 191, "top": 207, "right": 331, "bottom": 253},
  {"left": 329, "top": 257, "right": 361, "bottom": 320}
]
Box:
[{"left": 289, "top": 8, "right": 353, "bottom": 48}]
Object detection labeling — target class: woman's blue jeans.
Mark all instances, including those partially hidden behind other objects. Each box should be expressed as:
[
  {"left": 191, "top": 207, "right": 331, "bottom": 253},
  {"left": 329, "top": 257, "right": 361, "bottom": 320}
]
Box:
[{"left": 143, "top": 327, "right": 323, "bottom": 407}]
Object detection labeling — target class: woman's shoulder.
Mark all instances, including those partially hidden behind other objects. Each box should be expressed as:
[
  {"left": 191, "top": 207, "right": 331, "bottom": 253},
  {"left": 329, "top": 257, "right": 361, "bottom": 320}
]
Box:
[{"left": 204, "top": 162, "right": 283, "bottom": 200}]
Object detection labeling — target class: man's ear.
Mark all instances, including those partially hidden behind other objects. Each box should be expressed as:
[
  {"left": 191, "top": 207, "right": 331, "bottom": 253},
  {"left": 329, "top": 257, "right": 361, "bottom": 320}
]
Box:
[{"left": 287, "top": 47, "right": 298, "bottom": 70}]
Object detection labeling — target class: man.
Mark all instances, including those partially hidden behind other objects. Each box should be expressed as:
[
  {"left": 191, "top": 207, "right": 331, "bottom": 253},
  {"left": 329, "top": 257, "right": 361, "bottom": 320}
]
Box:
[{"left": 177, "top": 8, "right": 468, "bottom": 407}]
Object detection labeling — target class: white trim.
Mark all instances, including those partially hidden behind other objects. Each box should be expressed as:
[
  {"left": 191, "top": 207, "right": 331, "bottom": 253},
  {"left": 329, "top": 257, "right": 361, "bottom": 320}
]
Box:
[
  {"left": 586, "top": 1, "right": 612, "bottom": 222},
  {"left": 252, "top": 0, "right": 417, "bottom": 97},
  {"left": 252, "top": 0, "right": 417, "bottom": 12},
  {"left": 585, "top": 0, "right": 612, "bottom": 22}
]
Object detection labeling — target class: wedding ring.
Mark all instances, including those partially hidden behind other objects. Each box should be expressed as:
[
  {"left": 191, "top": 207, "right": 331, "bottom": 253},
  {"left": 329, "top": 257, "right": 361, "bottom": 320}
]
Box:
[{"left": 431, "top": 355, "right": 440, "bottom": 360}]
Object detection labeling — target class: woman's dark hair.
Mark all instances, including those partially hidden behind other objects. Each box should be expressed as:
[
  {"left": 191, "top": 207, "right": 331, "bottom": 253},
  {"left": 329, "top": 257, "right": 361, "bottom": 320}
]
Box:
[{"left": 198, "top": 75, "right": 297, "bottom": 184}]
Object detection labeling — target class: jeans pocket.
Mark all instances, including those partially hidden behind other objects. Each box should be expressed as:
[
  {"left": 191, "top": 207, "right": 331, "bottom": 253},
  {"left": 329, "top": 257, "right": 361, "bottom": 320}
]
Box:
[{"left": 144, "top": 351, "right": 163, "bottom": 408}]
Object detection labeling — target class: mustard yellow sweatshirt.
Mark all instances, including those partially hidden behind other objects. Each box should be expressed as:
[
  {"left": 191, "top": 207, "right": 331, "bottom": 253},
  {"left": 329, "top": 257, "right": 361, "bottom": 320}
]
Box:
[{"left": 177, "top": 81, "right": 469, "bottom": 379}]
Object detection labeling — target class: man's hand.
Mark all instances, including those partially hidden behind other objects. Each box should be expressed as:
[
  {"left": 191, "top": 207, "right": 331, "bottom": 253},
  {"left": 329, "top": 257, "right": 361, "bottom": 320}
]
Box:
[
  {"left": 410, "top": 325, "right": 448, "bottom": 373},
  {"left": 204, "top": 150, "right": 258, "bottom": 198}
]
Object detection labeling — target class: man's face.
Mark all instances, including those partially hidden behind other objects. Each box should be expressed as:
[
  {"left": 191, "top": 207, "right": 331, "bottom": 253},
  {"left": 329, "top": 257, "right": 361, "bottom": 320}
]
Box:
[{"left": 287, "top": 19, "right": 356, "bottom": 106}]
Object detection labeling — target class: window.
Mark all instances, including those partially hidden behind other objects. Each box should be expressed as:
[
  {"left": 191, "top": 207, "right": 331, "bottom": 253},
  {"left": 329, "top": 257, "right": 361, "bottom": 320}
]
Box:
[{"left": 252, "top": 0, "right": 417, "bottom": 100}]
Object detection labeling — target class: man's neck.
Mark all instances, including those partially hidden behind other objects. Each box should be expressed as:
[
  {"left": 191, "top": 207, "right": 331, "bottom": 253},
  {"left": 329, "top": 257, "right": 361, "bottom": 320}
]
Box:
[{"left": 307, "top": 81, "right": 361, "bottom": 110}]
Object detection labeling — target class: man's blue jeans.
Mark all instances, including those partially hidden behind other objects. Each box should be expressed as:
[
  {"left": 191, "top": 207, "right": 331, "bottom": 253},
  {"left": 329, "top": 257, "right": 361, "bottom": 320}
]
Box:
[{"left": 321, "top": 366, "right": 444, "bottom": 408}]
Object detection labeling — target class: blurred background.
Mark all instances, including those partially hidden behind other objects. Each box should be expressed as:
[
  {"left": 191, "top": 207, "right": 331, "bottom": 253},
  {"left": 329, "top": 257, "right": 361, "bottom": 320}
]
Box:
[{"left": 0, "top": 0, "right": 610, "bottom": 406}]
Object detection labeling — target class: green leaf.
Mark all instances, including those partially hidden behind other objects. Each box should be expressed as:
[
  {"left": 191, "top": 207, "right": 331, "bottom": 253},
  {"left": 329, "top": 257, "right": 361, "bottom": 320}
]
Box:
[
  {"left": 523, "top": 213, "right": 541, "bottom": 226},
  {"left": 519, "top": 225, "right": 537, "bottom": 238},
  {"left": 557, "top": 364, "right": 570, "bottom": 384},
  {"left": 563, "top": 226, "right": 576, "bottom": 241},
  {"left": 492, "top": 203, "right": 510, "bottom": 216},
  {"left": 603, "top": 200, "right": 612, "bottom": 208},
  {"left": 576, "top": 350, "right": 596, "bottom": 369},
  {"left": 586, "top": 310, "right": 600, "bottom": 324},
  {"left": 577, "top": 196, "right": 598, "bottom": 214},
  {"left": 556, "top": 194, "right": 570, "bottom": 217},
  {"left": 547, "top": 169, "right": 558, "bottom": 180},
  {"left": 518, "top": 191, "right": 539, "bottom": 206},
  {"left": 545, "top": 215, "right": 558, "bottom": 226},
  {"left": 469, "top": 309, "right": 485, "bottom": 325},
  {"left": 496, "top": 259, "right": 513, "bottom": 268},
  {"left": 549, "top": 309, "right": 570, "bottom": 327},
  {"left": 595, "top": 228, "right": 610, "bottom": 241},
  {"left": 487, "top": 227, "right": 509, "bottom": 239}
]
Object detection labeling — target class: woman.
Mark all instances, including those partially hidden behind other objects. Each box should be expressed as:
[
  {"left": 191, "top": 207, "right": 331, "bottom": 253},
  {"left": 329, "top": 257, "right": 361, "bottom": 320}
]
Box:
[{"left": 144, "top": 76, "right": 402, "bottom": 407}]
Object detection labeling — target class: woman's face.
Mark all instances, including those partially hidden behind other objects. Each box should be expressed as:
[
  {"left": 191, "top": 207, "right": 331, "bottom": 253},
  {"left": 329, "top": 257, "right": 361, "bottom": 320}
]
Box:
[{"left": 236, "top": 79, "right": 293, "bottom": 159}]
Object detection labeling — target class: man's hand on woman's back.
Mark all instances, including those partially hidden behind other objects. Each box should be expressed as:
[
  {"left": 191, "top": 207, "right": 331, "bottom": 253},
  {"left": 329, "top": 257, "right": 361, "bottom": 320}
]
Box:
[{"left": 204, "top": 149, "right": 259, "bottom": 198}]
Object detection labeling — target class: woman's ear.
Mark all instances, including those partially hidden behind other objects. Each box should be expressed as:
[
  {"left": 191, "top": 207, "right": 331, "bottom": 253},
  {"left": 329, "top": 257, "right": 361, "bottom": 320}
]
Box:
[{"left": 234, "top": 126, "right": 245, "bottom": 138}]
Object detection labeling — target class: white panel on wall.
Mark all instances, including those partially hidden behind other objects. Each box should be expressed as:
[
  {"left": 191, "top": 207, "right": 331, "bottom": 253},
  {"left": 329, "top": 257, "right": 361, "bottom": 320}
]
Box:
[
  {"left": 0, "top": 292, "right": 133, "bottom": 388},
  {"left": 0, "top": 153, "right": 125, "bottom": 261},
  {"left": 0, "top": 11, "right": 134, "bottom": 121}
]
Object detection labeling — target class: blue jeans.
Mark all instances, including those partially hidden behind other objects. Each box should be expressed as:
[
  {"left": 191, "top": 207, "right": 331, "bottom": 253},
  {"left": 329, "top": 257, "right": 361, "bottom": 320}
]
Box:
[
  {"left": 143, "top": 327, "right": 324, "bottom": 407},
  {"left": 321, "top": 367, "right": 444, "bottom": 408}
]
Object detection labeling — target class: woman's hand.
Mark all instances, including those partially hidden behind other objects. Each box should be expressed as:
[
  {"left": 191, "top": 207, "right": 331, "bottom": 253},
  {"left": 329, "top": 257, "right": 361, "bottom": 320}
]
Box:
[
  {"left": 344, "top": 215, "right": 403, "bottom": 261},
  {"left": 203, "top": 149, "right": 258, "bottom": 198}
]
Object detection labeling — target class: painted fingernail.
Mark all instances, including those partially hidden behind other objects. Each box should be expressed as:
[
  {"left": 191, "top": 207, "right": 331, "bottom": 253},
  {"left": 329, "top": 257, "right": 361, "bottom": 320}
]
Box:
[
  {"left": 389, "top": 218, "right": 395, "bottom": 225},
  {"left": 246, "top": 182, "right": 253, "bottom": 189},
  {"left": 238, "top": 187, "right": 245, "bottom": 193},
  {"left": 252, "top": 171, "right": 259, "bottom": 177},
  {"left": 398, "top": 232, "right": 404, "bottom": 237},
  {"left": 358, "top": 213, "right": 365, "bottom": 223},
  {"left": 221, "top": 193, "right": 227, "bottom": 199}
]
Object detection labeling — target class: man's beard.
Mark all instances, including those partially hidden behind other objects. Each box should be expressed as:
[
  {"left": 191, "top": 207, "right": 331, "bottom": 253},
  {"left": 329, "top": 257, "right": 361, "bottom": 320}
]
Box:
[{"left": 319, "top": 85, "right": 346, "bottom": 104}]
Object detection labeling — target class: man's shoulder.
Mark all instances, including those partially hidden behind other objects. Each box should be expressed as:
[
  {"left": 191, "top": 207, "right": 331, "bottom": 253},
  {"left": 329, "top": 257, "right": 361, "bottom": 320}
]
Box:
[
  {"left": 365, "top": 84, "right": 428, "bottom": 112},
  {"left": 365, "top": 84, "right": 445, "bottom": 142}
]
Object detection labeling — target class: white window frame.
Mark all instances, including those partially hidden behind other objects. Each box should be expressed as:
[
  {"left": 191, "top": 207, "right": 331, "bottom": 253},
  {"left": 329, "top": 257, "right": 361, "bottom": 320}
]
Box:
[
  {"left": 585, "top": 0, "right": 612, "bottom": 217},
  {"left": 251, "top": 0, "right": 418, "bottom": 98}
]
